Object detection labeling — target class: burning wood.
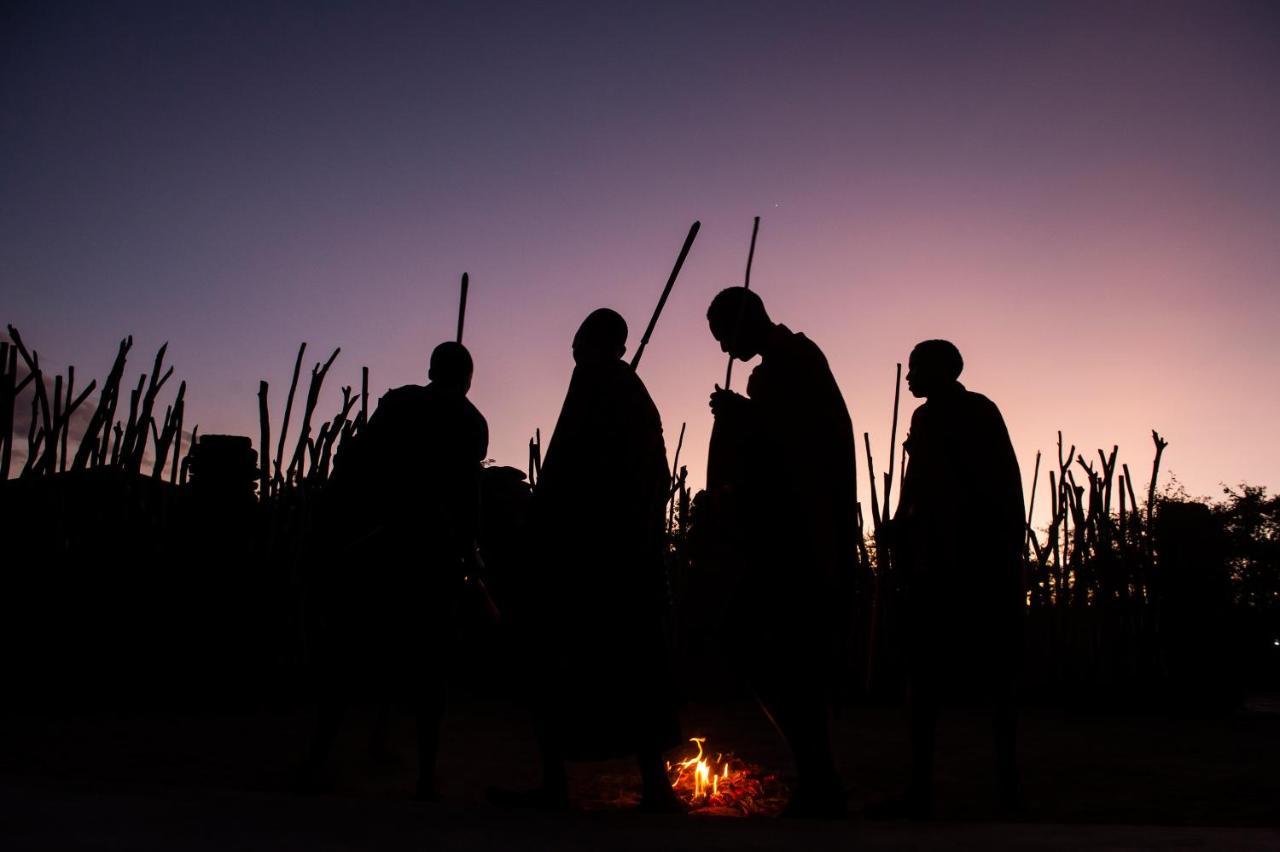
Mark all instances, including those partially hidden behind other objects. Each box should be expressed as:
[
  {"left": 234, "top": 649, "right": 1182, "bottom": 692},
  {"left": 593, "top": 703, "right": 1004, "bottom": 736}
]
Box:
[{"left": 665, "top": 737, "right": 786, "bottom": 816}]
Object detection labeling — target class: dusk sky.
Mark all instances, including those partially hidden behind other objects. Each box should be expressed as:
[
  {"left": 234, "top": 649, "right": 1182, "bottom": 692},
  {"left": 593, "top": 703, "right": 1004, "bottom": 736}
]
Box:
[{"left": 4, "top": 1, "right": 1279, "bottom": 521}]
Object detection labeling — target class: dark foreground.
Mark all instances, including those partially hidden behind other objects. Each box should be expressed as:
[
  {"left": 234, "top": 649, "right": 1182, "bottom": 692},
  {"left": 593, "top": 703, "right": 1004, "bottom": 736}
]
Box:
[
  {"left": 2, "top": 696, "right": 1278, "bottom": 850},
  {"left": 5, "top": 783, "right": 1278, "bottom": 852}
]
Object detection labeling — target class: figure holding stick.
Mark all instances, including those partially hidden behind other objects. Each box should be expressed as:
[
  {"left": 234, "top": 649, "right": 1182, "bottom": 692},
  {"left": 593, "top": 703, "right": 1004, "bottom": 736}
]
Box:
[
  {"left": 873, "top": 339, "right": 1025, "bottom": 820},
  {"left": 704, "top": 279, "right": 858, "bottom": 818}
]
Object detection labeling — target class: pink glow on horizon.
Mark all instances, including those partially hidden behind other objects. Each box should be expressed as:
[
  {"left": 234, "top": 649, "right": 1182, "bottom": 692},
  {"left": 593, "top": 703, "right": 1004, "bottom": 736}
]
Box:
[{"left": 4, "top": 2, "right": 1278, "bottom": 529}]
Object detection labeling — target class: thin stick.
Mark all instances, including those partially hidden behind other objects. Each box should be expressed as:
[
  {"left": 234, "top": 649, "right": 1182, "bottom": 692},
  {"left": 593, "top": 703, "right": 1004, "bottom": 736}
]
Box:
[
  {"left": 359, "top": 366, "right": 369, "bottom": 430},
  {"left": 669, "top": 421, "right": 686, "bottom": 494},
  {"left": 1048, "top": 470, "right": 1060, "bottom": 582},
  {"left": 49, "top": 376, "right": 62, "bottom": 473},
  {"left": 1121, "top": 463, "right": 1140, "bottom": 523},
  {"left": 125, "top": 343, "right": 171, "bottom": 473},
  {"left": 532, "top": 427, "right": 543, "bottom": 482},
  {"left": 60, "top": 367, "right": 74, "bottom": 472},
  {"left": 457, "top": 272, "right": 469, "bottom": 344},
  {"left": 1025, "top": 450, "right": 1042, "bottom": 559},
  {"left": 274, "top": 342, "right": 306, "bottom": 486},
  {"left": 22, "top": 351, "right": 51, "bottom": 474},
  {"left": 667, "top": 421, "right": 687, "bottom": 533},
  {"left": 881, "top": 362, "right": 902, "bottom": 526},
  {"left": 110, "top": 422, "right": 123, "bottom": 467},
  {"left": 1146, "top": 430, "right": 1167, "bottom": 529},
  {"left": 863, "top": 432, "right": 882, "bottom": 537},
  {"left": 630, "top": 220, "right": 701, "bottom": 370},
  {"left": 743, "top": 215, "right": 761, "bottom": 290},
  {"left": 23, "top": 400, "right": 42, "bottom": 477},
  {"left": 169, "top": 394, "right": 184, "bottom": 485},
  {"left": 60, "top": 376, "right": 96, "bottom": 471},
  {"left": 258, "top": 381, "right": 271, "bottom": 499},
  {"left": 181, "top": 425, "right": 198, "bottom": 485},
  {"left": 288, "top": 347, "right": 341, "bottom": 483},
  {"left": 150, "top": 406, "right": 170, "bottom": 478},
  {"left": 724, "top": 215, "right": 761, "bottom": 390},
  {"left": 0, "top": 343, "right": 12, "bottom": 479},
  {"left": 73, "top": 336, "right": 131, "bottom": 471},
  {"left": 1118, "top": 473, "right": 1128, "bottom": 550},
  {"left": 899, "top": 441, "right": 907, "bottom": 498}
]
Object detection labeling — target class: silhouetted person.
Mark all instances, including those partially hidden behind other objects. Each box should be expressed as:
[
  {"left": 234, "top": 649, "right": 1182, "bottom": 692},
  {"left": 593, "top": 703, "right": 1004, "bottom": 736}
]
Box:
[
  {"left": 496, "top": 308, "right": 682, "bottom": 812},
  {"left": 706, "top": 287, "right": 858, "bottom": 818},
  {"left": 878, "top": 339, "right": 1024, "bottom": 819},
  {"left": 302, "top": 341, "right": 488, "bottom": 801}
]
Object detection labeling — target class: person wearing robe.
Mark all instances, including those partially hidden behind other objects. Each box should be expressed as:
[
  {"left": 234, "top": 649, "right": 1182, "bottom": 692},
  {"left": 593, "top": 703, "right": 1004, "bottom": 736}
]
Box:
[
  {"left": 706, "top": 287, "right": 858, "bottom": 818},
  {"left": 879, "top": 339, "right": 1025, "bottom": 819},
  {"left": 498, "top": 308, "right": 682, "bottom": 811},
  {"left": 302, "top": 341, "right": 488, "bottom": 801}
]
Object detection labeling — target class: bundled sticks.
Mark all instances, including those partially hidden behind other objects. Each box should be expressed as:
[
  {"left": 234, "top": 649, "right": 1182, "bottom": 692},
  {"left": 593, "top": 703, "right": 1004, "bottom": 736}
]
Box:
[
  {"left": 0, "top": 326, "right": 375, "bottom": 500},
  {"left": 1016, "top": 431, "right": 1170, "bottom": 608},
  {"left": 3, "top": 326, "right": 188, "bottom": 483},
  {"left": 257, "top": 342, "right": 370, "bottom": 498}
]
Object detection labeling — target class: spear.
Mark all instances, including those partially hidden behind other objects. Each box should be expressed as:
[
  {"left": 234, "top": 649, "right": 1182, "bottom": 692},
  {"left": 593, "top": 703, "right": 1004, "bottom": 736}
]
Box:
[
  {"left": 724, "top": 216, "right": 760, "bottom": 391},
  {"left": 630, "top": 220, "right": 701, "bottom": 370},
  {"left": 457, "top": 272, "right": 469, "bottom": 344}
]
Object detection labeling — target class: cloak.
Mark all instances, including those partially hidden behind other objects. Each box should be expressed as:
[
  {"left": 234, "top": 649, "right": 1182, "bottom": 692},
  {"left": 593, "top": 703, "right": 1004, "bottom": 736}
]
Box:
[
  {"left": 531, "top": 358, "right": 680, "bottom": 759},
  {"left": 319, "top": 382, "right": 488, "bottom": 695}
]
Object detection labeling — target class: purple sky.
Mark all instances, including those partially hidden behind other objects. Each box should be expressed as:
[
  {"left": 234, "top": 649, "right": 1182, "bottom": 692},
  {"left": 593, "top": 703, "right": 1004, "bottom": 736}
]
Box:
[{"left": 4, "top": 1, "right": 1279, "bottom": 520}]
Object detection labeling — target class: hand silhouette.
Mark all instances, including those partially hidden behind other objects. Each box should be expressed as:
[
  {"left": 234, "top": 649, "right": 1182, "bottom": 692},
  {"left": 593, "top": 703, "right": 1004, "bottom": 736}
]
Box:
[{"left": 709, "top": 385, "right": 748, "bottom": 422}]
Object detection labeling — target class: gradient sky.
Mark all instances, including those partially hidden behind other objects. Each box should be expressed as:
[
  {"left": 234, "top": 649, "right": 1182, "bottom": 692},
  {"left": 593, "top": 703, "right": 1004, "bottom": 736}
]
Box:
[{"left": 4, "top": 1, "right": 1279, "bottom": 522}]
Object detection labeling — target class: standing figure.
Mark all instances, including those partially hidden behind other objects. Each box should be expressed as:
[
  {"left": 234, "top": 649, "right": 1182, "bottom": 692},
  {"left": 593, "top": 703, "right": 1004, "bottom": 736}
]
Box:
[
  {"left": 882, "top": 339, "right": 1024, "bottom": 818},
  {"left": 303, "top": 341, "right": 488, "bottom": 801},
  {"left": 706, "top": 287, "right": 858, "bottom": 818},
  {"left": 499, "top": 308, "right": 682, "bottom": 811}
]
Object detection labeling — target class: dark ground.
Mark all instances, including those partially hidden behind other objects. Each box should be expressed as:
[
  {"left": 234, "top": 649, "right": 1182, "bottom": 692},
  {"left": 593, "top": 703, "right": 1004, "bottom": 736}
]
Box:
[{"left": 2, "top": 693, "right": 1278, "bottom": 850}]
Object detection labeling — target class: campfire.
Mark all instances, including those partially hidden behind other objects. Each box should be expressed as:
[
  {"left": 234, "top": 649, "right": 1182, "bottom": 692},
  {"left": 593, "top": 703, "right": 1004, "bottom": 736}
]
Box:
[{"left": 666, "top": 737, "right": 786, "bottom": 816}]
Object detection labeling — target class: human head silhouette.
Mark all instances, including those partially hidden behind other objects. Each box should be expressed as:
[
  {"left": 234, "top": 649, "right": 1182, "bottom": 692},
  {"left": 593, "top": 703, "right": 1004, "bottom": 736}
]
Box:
[
  {"left": 707, "top": 287, "right": 772, "bottom": 362},
  {"left": 906, "top": 339, "right": 963, "bottom": 399},
  {"left": 572, "top": 308, "right": 627, "bottom": 366},
  {"left": 428, "top": 341, "right": 474, "bottom": 395}
]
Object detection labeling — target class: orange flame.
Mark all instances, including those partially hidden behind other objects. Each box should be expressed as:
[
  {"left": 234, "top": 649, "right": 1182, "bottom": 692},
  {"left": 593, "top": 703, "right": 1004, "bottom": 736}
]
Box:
[{"left": 665, "top": 737, "right": 780, "bottom": 815}]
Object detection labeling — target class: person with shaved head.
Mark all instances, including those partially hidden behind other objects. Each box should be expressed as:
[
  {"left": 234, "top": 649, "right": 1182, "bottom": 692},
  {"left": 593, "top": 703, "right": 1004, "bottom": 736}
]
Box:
[
  {"left": 705, "top": 287, "right": 858, "bottom": 818},
  {"left": 874, "top": 339, "right": 1026, "bottom": 820},
  {"left": 302, "top": 340, "right": 488, "bottom": 801}
]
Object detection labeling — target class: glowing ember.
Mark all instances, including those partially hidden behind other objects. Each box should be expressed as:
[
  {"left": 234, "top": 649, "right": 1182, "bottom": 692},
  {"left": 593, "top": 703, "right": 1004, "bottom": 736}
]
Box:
[{"left": 666, "top": 737, "right": 785, "bottom": 816}]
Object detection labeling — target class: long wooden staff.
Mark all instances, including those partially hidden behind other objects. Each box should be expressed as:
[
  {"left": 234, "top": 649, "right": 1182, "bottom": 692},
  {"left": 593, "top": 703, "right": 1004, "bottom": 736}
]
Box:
[
  {"left": 456, "top": 272, "right": 470, "bottom": 344},
  {"left": 723, "top": 216, "right": 760, "bottom": 391},
  {"left": 630, "top": 221, "right": 701, "bottom": 370}
]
